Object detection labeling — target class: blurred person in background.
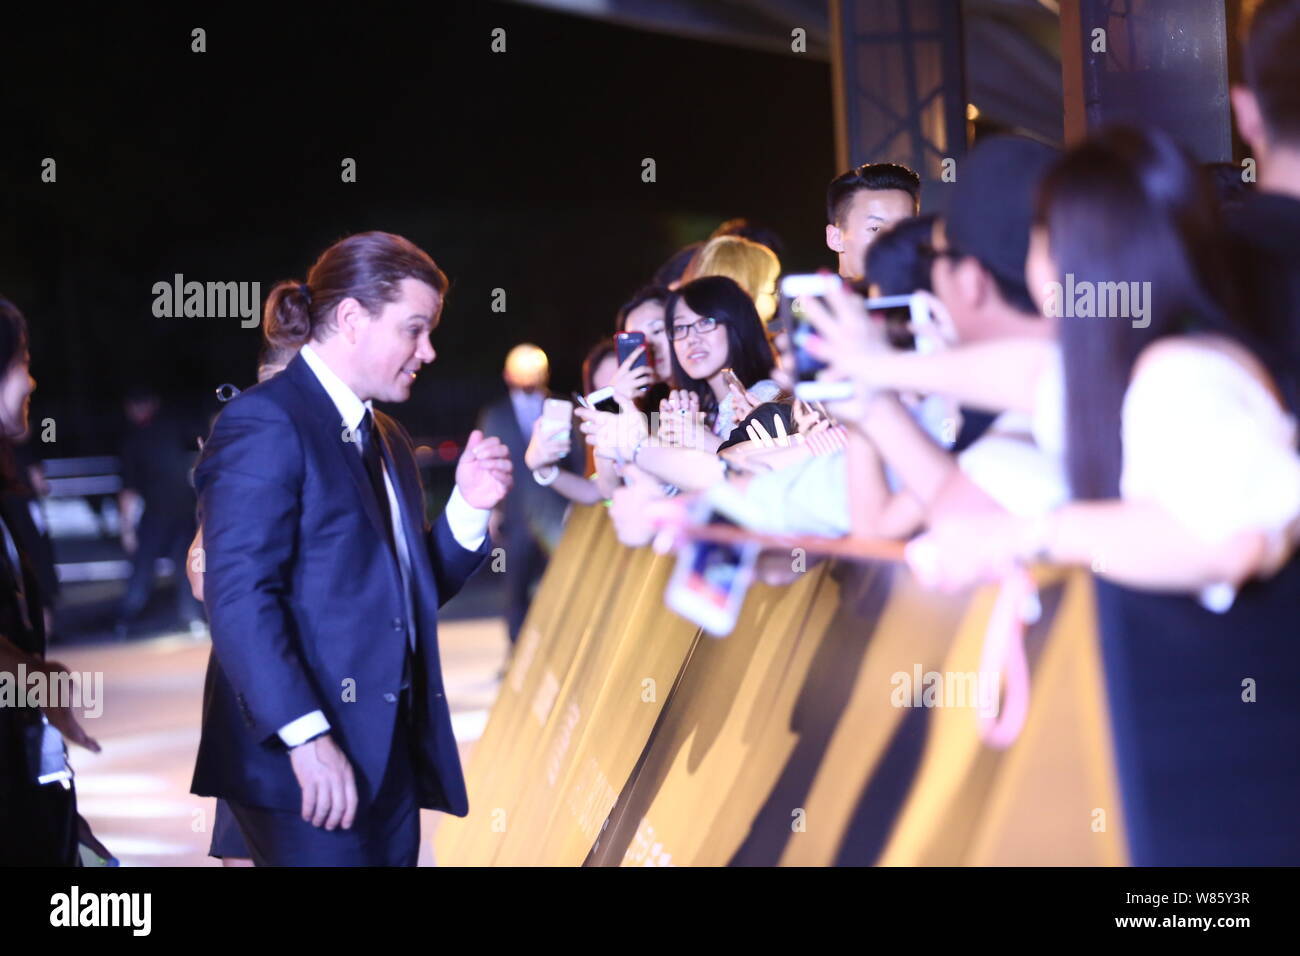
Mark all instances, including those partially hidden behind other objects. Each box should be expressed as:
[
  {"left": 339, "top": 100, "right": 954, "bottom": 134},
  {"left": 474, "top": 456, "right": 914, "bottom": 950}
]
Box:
[
  {"left": 826, "top": 162, "right": 921, "bottom": 280},
  {"left": 477, "top": 344, "right": 583, "bottom": 645},
  {"left": 0, "top": 297, "right": 105, "bottom": 865},
  {"left": 710, "top": 217, "right": 785, "bottom": 259},
  {"left": 525, "top": 340, "right": 616, "bottom": 507},
  {"left": 7, "top": 423, "right": 60, "bottom": 643},
  {"left": 652, "top": 242, "right": 703, "bottom": 289},
  {"left": 114, "top": 386, "right": 203, "bottom": 637},
  {"left": 1228, "top": 0, "right": 1300, "bottom": 401},
  {"left": 680, "top": 235, "right": 781, "bottom": 324},
  {"left": 614, "top": 284, "right": 673, "bottom": 403}
]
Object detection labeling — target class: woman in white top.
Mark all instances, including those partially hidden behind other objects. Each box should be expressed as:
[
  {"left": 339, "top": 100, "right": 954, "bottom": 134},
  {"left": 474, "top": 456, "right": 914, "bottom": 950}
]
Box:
[{"left": 804, "top": 127, "right": 1300, "bottom": 864}]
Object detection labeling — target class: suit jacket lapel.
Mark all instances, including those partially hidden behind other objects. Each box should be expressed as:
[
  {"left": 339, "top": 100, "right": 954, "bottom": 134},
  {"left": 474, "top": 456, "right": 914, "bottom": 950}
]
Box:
[
  {"left": 283, "top": 354, "right": 401, "bottom": 563},
  {"left": 374, "top": 418, "right": 435, "bottom": 565}
]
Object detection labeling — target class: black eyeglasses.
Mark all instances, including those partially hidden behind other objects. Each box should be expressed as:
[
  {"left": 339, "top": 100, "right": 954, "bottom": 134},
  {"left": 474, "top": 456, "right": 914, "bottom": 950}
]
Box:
[{"left": 670, "top": 316, "right": 719, "bottom": 341}]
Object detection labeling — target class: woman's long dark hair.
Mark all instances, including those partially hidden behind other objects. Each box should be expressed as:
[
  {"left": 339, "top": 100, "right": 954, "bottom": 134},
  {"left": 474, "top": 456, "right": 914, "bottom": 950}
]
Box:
[
  {"left": 0, "top": 298, "right": 30, "bottom": 493},
  {"left": 1038, "top": 126, "right": 1259, "bottom": 500},
  {"left": 664, "top": 275, "right": 775, "bottom": 425}
]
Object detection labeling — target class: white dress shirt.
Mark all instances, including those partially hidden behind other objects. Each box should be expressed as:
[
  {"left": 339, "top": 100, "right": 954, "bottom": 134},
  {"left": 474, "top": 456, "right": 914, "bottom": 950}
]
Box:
[{"left": 277, "top": 344, "right": 490, "bottom": 747}]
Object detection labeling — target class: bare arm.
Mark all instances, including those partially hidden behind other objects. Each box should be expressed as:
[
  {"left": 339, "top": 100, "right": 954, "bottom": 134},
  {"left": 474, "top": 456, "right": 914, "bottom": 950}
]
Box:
[
  {"left": 549, "top": 470, "right": 604, "bottom": 506},
  {"left": 1043, "top": 499, "right": 1292, "bottom": 592},
  {"left": 845, "top": 339, "right": 1054, "bottom": 417},
  {"left": 632, "top": 445, "right": 725, "bottom": 492}
]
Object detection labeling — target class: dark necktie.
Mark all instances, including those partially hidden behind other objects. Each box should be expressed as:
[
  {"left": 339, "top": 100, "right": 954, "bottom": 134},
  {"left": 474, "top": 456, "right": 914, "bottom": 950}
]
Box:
[
  {"left": 357, "top": 411, "right": 416, "bottom": 706},
  {"left": 356, "top": 410, "right": 397, "bottom": 557}
]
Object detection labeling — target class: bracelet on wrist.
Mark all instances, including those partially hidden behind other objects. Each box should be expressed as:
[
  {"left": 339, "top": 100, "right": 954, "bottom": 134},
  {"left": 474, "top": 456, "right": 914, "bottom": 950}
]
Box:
[{"left": 532, "top": 464, "right": 560, "bottom": 486}]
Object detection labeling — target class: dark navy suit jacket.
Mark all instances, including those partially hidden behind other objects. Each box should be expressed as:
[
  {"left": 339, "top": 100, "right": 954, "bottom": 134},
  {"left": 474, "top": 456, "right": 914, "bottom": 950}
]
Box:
[{"left": 189, "top": 352, "right": 488, "bottom": 816}]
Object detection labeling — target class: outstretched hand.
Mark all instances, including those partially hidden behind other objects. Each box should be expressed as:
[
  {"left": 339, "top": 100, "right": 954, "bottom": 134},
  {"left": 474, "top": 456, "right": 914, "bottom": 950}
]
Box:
[{"left": 456, "top": 430, "right": 513, "bottom": 509}]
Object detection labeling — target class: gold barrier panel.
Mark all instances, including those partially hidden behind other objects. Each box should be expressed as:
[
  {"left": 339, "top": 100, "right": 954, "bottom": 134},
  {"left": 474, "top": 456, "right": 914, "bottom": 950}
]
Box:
[
  {"left": 437, "top": 508, "right": 1127, "bottom": 865},
  {"left": 435, "top": 504, "right": 700, "bottom": 865}
]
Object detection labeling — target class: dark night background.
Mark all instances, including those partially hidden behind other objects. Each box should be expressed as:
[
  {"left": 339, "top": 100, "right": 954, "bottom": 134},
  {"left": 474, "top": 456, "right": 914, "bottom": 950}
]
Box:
[{"left": 2, "top": 2, "right": 837, "bottom": 455}]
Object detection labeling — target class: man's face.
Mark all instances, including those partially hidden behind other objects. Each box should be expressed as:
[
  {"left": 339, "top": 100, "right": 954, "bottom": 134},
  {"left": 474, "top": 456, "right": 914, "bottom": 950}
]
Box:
[
  {"left": 827, "top": 188, "right": 915, "bottom": 279},
  {"left": 352, "top": 277, "right": 440, "bottom": 403}
]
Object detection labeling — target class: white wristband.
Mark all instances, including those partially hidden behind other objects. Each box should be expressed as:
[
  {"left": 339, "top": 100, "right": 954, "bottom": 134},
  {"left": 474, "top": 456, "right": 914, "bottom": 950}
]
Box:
[{"left": 532, "top": 465, "right": 560, "bottom": 486}]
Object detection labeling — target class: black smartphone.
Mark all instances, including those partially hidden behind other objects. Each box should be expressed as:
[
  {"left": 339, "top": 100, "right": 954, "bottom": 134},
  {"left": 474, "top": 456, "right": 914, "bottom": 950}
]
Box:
[
  {"left": 615, "top": 331, "right": 648, "bottom": 370},
  {"left": 776, "top": 274, "right": 839, "bottom": 382}
]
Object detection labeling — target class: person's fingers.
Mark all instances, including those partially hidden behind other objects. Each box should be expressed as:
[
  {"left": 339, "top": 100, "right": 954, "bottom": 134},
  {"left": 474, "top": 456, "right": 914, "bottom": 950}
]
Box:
[
  {"left": 64, "top": 716, "right": 101, "bottom": 753},
  {"left": 463, "top": 429, "right": 484, "bottom": 452},
  {"left": 750, "top": 419, "right": 772, "bottom": 446},
  {"left": 745, "top": 424, "right": 760, "bottom": 444},
  {"left": 311, "top": 779, "right": 331, "bottom": 829},
  {"left": 342, "top": 769, "right": 358, "bottom": 830},
  {"left": 616, "top": 346, "right": 646, "bottom": 375},
  {"left": 324, "top": 772, "right": 345, "bottom": 830},
  {"left": 773, "top": 415, "right": 788, "bottom": 445},
  {"left": 301, "top": 776, "right": 318, "bottom": 824}
]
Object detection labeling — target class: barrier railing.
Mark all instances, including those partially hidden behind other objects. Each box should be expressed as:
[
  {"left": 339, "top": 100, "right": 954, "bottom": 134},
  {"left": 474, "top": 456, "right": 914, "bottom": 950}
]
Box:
[{"left": 435, "top": 504, "right": 1127, "bottom": 866}]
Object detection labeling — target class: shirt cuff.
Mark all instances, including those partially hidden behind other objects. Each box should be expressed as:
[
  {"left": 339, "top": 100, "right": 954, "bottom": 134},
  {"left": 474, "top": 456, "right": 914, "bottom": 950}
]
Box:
[
  {"left": 445, "top": 485, "right": 490, "bottom": 552},
  {"left": 278, "top": 710, "right": 330, "bottom": 748}
]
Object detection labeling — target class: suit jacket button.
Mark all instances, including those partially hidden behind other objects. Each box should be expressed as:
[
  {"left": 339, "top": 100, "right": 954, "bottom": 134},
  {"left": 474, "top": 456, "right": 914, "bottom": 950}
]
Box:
[
  {"left": 434, "top": 691, "right": 444, "bottom": 699},
  {"left": 384, "top": 692, "right": 398, "bottom": 703},
  {"left": 392, "top": 618, "right": 404, "bottom": 630}
]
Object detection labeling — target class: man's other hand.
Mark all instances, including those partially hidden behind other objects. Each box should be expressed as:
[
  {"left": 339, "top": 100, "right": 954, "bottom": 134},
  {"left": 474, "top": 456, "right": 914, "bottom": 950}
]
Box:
[{"left": 289, "top": 734, "right": 359, "bottom": 830}]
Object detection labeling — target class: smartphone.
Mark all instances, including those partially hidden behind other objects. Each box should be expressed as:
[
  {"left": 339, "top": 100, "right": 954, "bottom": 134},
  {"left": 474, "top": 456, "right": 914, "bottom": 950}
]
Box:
[
  {"left": 615, "top": 331, "right": 648, "bottom": 370},
  {"left": 790, "top": 292, "right": 936, "bottom": 402},
  {"left": 857, "top": 292, "right": 940, "bottom": 352},
  {"left": 541, "top": 398, "right": 574, "bottom": 442},
  {"left": 720, "top": 367, "right": 745, "bottom": 394},
  {"left": 574, "top": 389, "right": 619, "bottom": 414},
  {"left": 775, "top": 274, "right": 839, "bottom": 383},
  {"left": 543, "top": 397, "right": 573, "bottom": 421},
  {"left": 664, "top": 506, "right": 760, "bottom": 637}
]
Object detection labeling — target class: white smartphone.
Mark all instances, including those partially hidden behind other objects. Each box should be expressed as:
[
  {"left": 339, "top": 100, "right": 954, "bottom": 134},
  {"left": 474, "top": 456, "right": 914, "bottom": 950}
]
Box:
[
  {"left": 664, "top": 506, "right": 760, "bottom": 637},
  {"left": 585, "top": 386, "right": 615, "bottom": 407},
  {"left": 543, "top": 397, "right": 574, "bottom": 420},
  {"left": 541, "top": 398, "right": 574, "bottom": 443}
]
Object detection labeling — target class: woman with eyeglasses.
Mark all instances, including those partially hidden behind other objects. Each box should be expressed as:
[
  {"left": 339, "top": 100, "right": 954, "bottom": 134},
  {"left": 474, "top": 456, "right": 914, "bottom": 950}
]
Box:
[{"left": 659, "top": 275, "right": 779, "bottom": 452}]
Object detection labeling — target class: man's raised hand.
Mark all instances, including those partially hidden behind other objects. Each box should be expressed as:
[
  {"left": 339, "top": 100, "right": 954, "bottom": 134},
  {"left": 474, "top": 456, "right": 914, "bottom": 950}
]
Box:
[{"left": 456, "top": 430, "right": 512, "bottom": 509}]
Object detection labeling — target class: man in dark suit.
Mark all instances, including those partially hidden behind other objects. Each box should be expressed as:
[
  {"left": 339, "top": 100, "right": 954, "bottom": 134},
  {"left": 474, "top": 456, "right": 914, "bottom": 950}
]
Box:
[
  {"left": 476, "top": 344, "right": 582, "bottom": 645},
  {"left": 191, "top": 240, "right": 511, "bottom": 866}
]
